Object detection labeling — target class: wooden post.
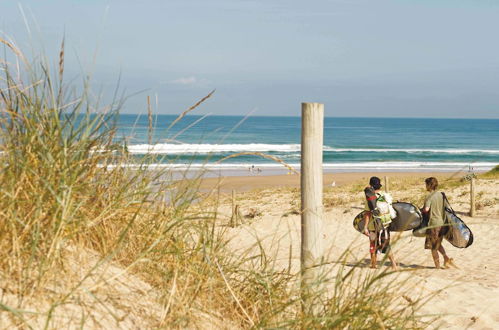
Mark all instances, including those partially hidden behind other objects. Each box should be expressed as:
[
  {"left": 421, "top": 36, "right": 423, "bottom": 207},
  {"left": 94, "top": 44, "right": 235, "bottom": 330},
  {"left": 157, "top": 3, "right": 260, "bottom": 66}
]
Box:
[
  {"left": 300, "top": 102, "right": 325, "bottom": 314},
  {"left": 230, "top": 189, "right": 237, "bottom": 227},
  {"left": 470, "top": 177, "right": 475, "bottom": 217},
  {"left": 230, "top": 190, "right": 243, "bottom": 227},
  {"left": 384, "top": 176, "right": 389, "bottom": 193}
]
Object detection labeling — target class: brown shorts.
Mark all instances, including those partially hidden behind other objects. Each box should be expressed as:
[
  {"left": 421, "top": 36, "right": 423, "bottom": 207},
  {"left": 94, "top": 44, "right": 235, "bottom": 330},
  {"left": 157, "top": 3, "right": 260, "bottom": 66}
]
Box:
[{"left": 424, "top": 226, "right": 448, "bottom": 250}]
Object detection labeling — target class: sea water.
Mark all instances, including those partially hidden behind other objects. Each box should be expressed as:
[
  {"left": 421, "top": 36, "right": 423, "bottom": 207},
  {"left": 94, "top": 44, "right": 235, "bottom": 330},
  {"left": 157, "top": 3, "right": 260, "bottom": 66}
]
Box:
[{"left": 114, "top": 115, "right": 499, "bottom": 173}]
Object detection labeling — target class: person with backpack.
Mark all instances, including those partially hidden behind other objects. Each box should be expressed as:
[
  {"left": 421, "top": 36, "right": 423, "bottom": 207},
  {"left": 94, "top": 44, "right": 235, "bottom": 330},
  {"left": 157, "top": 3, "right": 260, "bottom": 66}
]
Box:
[
  {"left": 362, "top": 176, "right": 398, "bottom": 270},
  {"left": 422, "top": 177, "right": 457, "bottom": 269}
]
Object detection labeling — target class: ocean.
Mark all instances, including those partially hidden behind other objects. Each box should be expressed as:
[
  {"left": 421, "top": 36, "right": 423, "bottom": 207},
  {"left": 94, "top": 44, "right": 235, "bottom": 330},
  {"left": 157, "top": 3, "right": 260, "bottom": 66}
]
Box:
[{"left": 114, "top": 115, "right": 499, "bottom": 173}]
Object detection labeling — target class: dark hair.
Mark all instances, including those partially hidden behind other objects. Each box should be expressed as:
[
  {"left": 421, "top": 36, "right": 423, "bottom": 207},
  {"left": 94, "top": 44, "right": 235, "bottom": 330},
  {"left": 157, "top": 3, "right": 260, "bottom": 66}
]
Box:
[
  {"left": 369, "top": 176, "right": 382, "bottom": 190},
  {"left": 425, "top": 177, "right": 439, "bottom": 190}
]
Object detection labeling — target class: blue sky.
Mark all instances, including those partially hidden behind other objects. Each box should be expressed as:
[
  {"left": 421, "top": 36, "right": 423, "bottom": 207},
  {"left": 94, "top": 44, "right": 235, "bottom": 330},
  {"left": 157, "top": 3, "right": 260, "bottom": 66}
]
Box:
[{"left": 1, "top": 0, "right": 499, "bottom": 118}]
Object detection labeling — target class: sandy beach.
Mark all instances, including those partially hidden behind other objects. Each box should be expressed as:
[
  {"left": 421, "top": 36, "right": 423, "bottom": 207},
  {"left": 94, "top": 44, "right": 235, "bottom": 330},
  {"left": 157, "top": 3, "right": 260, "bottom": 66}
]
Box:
[
  {"left": 201, "top": 171, "right": 499, "bottom": 329},
  {"left": 199, "top": 171, "right": 454, "bottom": 192}
]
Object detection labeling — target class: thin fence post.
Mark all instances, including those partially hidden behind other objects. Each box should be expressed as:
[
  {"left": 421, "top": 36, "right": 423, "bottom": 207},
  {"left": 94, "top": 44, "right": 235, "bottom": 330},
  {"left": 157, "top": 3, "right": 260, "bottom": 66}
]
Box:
[
  {"left": 231, "top": 189, "right": 236, "bottom": 227},
  {"left": 230, "top": 189, "right": 242, "bottom": 227},
  {"left": 300, "top": 102, "right": 325, "bottom": 315},
  {"left": 470, "top": 177, "right": 475, "bottom": 217},
  {"left": 384, "top": 176, "right": 389, "bottom": 193}
]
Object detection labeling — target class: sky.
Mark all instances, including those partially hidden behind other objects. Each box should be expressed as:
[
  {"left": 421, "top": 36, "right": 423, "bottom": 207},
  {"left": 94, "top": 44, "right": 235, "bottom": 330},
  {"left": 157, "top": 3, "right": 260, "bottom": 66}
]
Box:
[{"left": 1, "top": 0, "right": 499, "bottom": 118}]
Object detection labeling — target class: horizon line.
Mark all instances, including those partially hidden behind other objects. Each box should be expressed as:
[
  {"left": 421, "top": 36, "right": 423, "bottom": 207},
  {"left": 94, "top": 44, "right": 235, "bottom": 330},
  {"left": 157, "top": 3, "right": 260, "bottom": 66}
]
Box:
[{"left": 118, "top": 113, "right": 499, "bottom": 120}]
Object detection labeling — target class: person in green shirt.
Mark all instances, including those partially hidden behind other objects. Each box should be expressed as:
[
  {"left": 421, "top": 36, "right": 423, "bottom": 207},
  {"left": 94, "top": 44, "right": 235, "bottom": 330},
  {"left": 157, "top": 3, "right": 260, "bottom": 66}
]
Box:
[
  {"left": 422, "top": 177, "right": 457, "bottom": 269},
  {"left": 362, "top": 176, "right": 398, "bottom": 270}
]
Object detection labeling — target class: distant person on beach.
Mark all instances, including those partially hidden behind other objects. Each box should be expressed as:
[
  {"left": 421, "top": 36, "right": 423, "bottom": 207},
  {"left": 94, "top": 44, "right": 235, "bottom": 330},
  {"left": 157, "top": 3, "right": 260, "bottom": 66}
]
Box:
[
  {"left": 362, "top": 176, "right": 398, "bottom": 270},
  {"left": 422, "top": 177, "right": 457, "bottom": 269}
]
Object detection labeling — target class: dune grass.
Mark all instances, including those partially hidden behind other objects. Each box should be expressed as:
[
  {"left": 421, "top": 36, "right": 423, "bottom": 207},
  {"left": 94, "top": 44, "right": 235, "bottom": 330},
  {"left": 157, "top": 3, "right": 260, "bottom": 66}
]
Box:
[
  {"left": 0, "top": 40, "right": 432, "bottom": 328},
  {"left": 481, "top": 165, "right": 499, "bottom": 178}
]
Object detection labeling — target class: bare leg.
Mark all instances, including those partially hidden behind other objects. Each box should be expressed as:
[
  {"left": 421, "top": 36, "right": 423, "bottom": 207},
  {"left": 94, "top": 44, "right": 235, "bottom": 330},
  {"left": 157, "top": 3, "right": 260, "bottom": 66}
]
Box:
[
  {"left": 429, "top": 229, "right": 444, "bottom": 269},
  {"left": 388, "top": 251, "right": 398, "bottom": 270},
  {"left": 438, "top": 244, "right": 450, "bottom": 263},
  {"left": 431, "top": 249, "right": 440, "bottom": 269},
  {"left": 439, "top": 244, "right": 458, "bottom": 268},
  {"left": 435, "top": 236, "right": 456, "bottom": 268},
  {"left": 370, "top": 251, "right": 377, "bottom": 269},
  {"left": 369, "top": 236, "right": 377, "bottom": 269}
]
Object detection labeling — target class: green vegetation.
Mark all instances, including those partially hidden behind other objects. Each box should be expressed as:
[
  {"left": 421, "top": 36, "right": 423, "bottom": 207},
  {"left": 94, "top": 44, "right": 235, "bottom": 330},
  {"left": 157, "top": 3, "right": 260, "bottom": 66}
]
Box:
[
  {"left": 0, "top": 40, "right": 430, "bottom": 328},
  {"left": 481, "top": 165, "right": 499, "bottom": 178}
]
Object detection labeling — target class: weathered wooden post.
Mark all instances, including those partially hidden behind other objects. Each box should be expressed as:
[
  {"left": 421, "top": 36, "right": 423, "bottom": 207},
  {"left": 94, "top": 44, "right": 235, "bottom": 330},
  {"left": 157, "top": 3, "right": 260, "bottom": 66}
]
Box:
[
  {"left": 230, "top": 189, "right": 240, "bottom": 227},
  {"left": 384, "top": 176, "right": 389, "bottom": 193},
  {"left": 301, "top": 102, "right": 325, "bottom": 314},
  {"left": 470, "top": 177, "right": 475, "bottom": 217}
]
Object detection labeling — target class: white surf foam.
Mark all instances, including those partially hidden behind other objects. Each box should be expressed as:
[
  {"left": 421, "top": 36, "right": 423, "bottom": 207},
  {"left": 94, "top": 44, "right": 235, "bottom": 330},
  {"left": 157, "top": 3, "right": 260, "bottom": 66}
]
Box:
[
  {"left": 103, "top": 161, "right": 496, "bottom": 172},
  {"left": 127, "top": 143, "right": 302, "bottom": 154},
  {"left": 126, "top": 143, "right": 499, "bottom": 155},
  {"left": 329, "top": 148, "right": 499, "bottom": 154}
]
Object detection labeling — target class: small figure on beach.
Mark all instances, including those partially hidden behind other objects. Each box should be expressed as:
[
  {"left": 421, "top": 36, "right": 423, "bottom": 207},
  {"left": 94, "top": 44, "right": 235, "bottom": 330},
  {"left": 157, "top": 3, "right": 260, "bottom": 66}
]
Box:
[
  {"left": 362, "top": 176, "right": 398, "bottom": 270},
  {"left": 422, "top": 177, "right": 457, "bottom": 269}
]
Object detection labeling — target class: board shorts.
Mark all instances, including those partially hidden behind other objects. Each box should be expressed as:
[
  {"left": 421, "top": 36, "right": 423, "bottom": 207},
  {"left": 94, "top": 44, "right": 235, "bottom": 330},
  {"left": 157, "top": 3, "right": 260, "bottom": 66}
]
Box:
[{"left": 424, "top": 226, "right": 448, "bottom": 250}]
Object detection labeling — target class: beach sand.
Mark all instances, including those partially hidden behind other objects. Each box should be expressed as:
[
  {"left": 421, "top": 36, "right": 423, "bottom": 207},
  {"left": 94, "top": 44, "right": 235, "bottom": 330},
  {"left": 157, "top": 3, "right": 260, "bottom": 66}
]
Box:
[
  {"left": 3, "top": 171, "right": 495, "bottom": 328},
  {"left": 201, "top": 171, "right": 499, "bottom": 329},
  {"left": 199, "top": 171, "right": 449, "bottom": 192}
]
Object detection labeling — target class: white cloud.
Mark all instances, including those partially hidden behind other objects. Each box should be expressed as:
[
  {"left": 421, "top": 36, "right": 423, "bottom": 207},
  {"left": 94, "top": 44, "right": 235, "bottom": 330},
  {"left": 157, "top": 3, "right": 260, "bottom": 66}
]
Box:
[{"left": 171, "top": 76, "right": 198, "bottom": 85}]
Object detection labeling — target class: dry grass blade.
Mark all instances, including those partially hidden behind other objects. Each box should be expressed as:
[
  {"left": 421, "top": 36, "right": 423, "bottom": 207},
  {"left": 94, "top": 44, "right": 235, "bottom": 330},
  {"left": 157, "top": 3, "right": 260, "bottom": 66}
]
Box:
[
  {"left": 147, "top": 95, "right": 153, "bottom": 145},
  {"left": 58, "top": 38, "right": 65, "bottom": 81},
  {"left": 168, "top": 89, "right": 215, "bottom": 130},
  {"left": 214, "top": 258, "right": 255, "bottom": 328},
  {"left": 217, "top": 151, "right": 299, "bottom": 175},
  {"left": 160, "top": 267, "right": 178, "bottom": 326},
  {"left": 57, "top": 37, "right": 65, "bottom": 104},
  {"left": 0, "top": 37, "right": 25, "bottom": 60},
  {"left": 171, "top": 113, "right": 210, "bottom": 141}
]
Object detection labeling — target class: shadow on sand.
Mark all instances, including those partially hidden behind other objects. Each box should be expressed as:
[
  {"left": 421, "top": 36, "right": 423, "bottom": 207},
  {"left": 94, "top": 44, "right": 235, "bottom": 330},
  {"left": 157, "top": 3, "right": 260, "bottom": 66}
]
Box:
[
  {"left": 453, "top": 210, "right": 470, "bottom": 216},
  {"left": 345, "top": 258, "right": 434, "bottom": 270}
]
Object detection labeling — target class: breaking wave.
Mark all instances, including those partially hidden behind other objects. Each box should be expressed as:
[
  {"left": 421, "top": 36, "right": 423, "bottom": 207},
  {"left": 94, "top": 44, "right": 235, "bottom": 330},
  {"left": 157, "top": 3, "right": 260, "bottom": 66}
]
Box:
[{"left": 126, "top": 143, "right": 499, "bottom": 155}]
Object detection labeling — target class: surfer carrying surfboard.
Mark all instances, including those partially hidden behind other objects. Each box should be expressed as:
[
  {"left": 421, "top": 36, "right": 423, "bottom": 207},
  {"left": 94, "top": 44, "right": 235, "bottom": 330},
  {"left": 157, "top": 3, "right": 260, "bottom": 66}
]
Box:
[
  {"left": 362, "top": 176, "right": 398, "bottom": 270},
  {"left": 422, "top": 177, "right": 458, "bottom": 269}
]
